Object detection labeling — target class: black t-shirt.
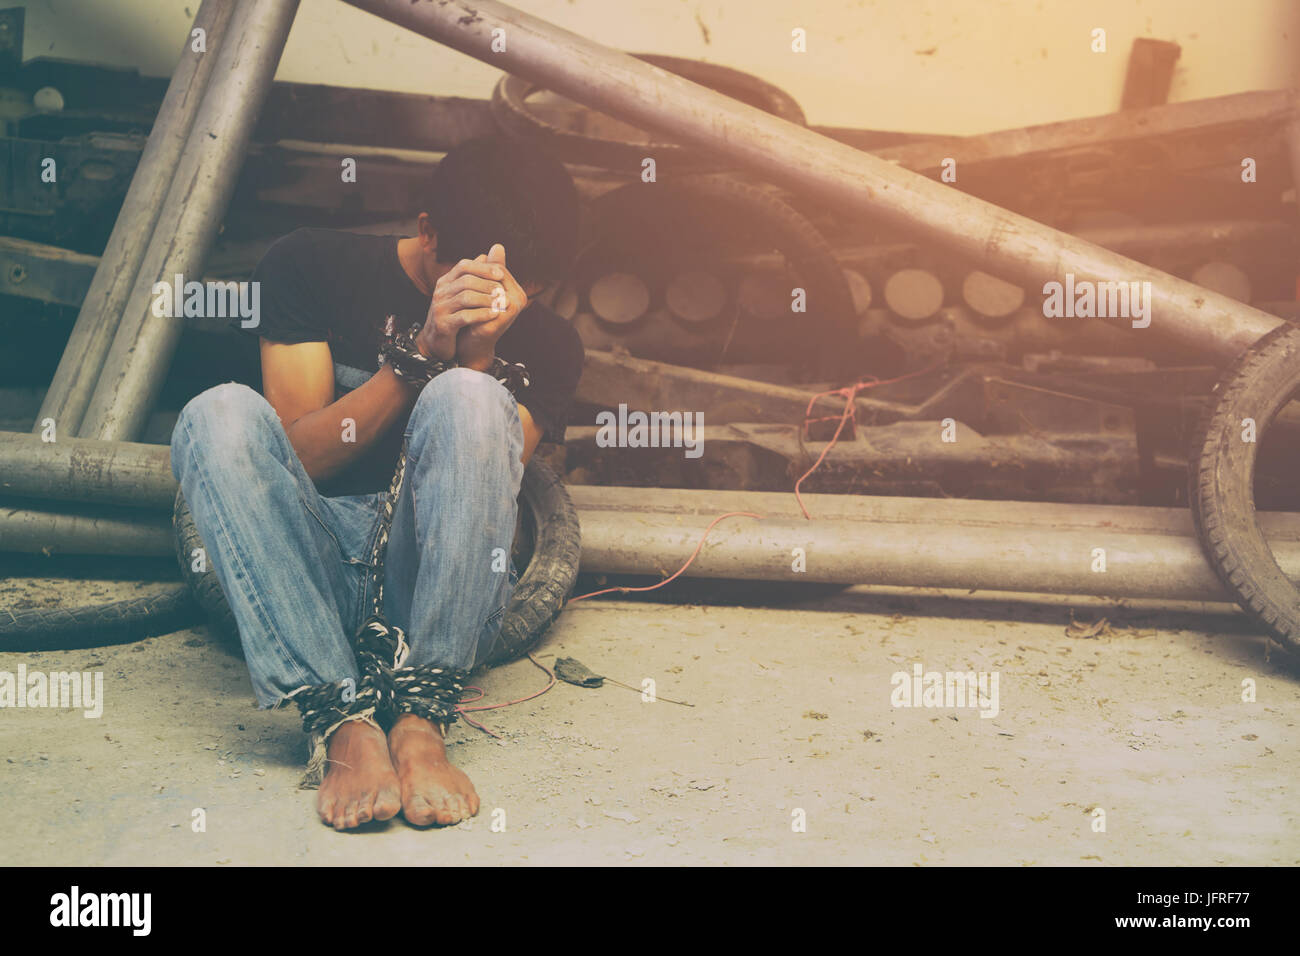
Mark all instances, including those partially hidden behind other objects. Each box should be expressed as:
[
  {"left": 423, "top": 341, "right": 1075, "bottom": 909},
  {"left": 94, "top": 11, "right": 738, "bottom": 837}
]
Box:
[{"left": 238, "top": 227, "right": 585, "bottom": 496}]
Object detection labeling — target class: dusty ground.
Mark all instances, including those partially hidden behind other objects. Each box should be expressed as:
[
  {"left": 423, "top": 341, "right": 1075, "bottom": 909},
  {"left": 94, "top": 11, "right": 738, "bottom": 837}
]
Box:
[{"left": 1, "top": 564, "right": 1296, "bottom": 866}]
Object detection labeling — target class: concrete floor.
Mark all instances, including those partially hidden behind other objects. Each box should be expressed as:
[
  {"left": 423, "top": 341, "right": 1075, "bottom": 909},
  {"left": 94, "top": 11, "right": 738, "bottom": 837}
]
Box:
[{"left": 1, "top": 569, "right": 1296, "bottom": 866}]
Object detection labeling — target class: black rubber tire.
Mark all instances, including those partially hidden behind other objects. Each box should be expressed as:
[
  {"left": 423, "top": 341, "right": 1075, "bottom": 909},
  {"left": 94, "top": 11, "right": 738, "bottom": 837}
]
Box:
[
  {"left": 173, "top": 487, "right": 239, "bottom": 641},
  {"left": 0, "top": 585, "right": 197, "bottom": 652},
  {"left": 491, "top": 53, "right": 806, "bottom": 172},
  {"left": 484, "top": 458, "right": 583, "bottom": 667},
  {"left": 1191, "top": 323, "right": 1300, "bottom": 655},
  {"left": 588, "top": 173, "right": 858, "bottom": 377},
  {"left": 173, "top": 457, "right": 582, "bottom": 669}
]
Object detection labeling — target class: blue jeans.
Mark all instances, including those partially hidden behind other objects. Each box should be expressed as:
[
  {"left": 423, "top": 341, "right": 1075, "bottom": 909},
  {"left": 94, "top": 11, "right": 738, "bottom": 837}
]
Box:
[{"left": 170, "top": 367, "right": 524, "bottom": 709}]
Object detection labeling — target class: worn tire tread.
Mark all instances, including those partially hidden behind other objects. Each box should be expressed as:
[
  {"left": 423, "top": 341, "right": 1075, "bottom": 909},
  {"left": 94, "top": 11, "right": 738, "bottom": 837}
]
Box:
[{"left": 1190, "top": 323, "right": 1300, "bottom": 654}]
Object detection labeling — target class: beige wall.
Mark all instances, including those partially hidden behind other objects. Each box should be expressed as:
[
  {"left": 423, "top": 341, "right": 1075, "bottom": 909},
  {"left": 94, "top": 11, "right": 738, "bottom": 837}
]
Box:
[{"left": 4, "top": 0, "right": 1296, "bottom": 133}]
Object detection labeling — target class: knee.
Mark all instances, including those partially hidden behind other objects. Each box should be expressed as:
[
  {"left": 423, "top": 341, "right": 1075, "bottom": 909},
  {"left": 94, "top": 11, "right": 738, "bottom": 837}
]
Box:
[
  {"left": 172, "top": 383, "right": 279, "bottom": 472},
  {"left": 408, "top": 367, "right": 513, "bottom": 441}
]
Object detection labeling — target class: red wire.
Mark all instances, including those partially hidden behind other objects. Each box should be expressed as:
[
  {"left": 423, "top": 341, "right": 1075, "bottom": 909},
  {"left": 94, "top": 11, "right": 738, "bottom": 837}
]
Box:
[
  {"left": 794, "top": 364, "right": 943, "bottom": 518},
  {"left": 793, "top": 379, "right": 873, "bottom": 519},
  {"left": 453, "top": 653, "right": 557, "bottom": 738}
]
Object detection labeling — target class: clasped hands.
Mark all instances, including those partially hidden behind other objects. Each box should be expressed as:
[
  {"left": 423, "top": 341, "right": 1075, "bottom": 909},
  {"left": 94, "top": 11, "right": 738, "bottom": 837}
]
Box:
[{"left": 415, "top": 243, "right": 528, "bottom": 372}]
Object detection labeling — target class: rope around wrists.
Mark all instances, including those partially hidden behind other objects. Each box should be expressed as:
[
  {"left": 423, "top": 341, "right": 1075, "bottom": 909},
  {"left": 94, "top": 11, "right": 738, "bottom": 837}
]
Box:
[
  {"left": 378, "top": 312, "right": 532, "bottom": 396},
  {"left": 378, "top": 316, "right": 456, "bottom": 387},
  {"left": 484, "top": 355, "right": 531, "bottom": 396}
]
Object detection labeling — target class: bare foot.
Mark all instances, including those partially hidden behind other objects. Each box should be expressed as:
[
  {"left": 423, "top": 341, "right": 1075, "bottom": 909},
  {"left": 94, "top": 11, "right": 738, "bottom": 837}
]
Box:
[
  {"left": 316, "top": 719, "right": 402, "bottom": 831},
  {"left": 388, "top": 714, "right": 480, "bottom": 826}
]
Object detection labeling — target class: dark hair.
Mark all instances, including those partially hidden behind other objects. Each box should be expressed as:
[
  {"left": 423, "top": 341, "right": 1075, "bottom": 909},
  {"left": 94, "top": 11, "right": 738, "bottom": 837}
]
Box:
[{"left": 419, "top": 137, "right": 579, "bottom": 286}]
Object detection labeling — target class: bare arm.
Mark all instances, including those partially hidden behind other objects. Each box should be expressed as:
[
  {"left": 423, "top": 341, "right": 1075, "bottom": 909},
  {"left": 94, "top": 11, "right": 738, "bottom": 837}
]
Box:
[
  {"left": 260, "top": 338, "right": 419, "bottom": 482},
  {"left": 517, "top": 403, "right": 544, "bottom": 465}
]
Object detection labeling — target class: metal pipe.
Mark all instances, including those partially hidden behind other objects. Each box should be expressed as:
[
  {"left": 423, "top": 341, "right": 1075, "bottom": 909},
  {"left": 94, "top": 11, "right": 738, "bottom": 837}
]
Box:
[
  {"left": 0, "top": 505, "right": 173, "bottom": 556},
  {"left": 0, "top": 433, "right": 175, "bottom": 509},
  {"left": 577, "top": 349, "right": 909, "bottom": 424},
  {"left": 35, "top": 0, "right": 237, "bottom": 438},
  {"left": 719, "top": 219, "right": 1297, "bottom": 274},
  {"left": 342, "top": 0, "right": 1285, "bottom": 362},
  {"left": 80, "top": 0, "right": 300, "bottom": 442},
  {"left": 569, "top": 486, "right": 1300, "bottom": 602},
  {"left": 1072, "top": 219, "right": 1297, "bottom": 257}
]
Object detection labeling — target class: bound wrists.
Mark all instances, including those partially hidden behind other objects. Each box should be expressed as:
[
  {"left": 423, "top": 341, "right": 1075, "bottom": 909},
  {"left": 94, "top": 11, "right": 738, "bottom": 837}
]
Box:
[{"left": 378, "top": 318, "right": 456, "bottom": 388}]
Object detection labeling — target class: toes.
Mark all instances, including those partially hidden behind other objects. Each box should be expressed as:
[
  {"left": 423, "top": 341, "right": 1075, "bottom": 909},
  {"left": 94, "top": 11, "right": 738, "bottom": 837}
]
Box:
[
  {"left": 374, "top": 787, "right": 402, "bottom": 822},
  {"left": 427, "top": 791, "right": 461, "bottom": 826},
  {"left": 440, "top": 797, "right": 463, "bottom": 825},
  {"left": 468, "top": 791, "right": 481, "bottom": 817},
  {"left": 433, "top": 794, "right": 459, "bottom": 826},
  {"left": 317, "top": 794, "right": 338, "bottom": 826},
  {"left": 404, "top": 793, "right": 440, "bottom": 827},
  {"left": 337, "top": 802, "right": 360, "bottom": 830}
]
